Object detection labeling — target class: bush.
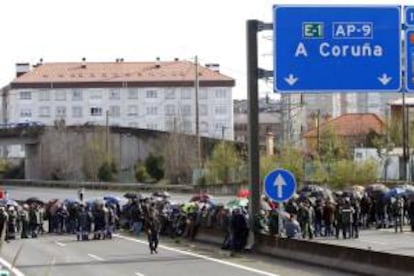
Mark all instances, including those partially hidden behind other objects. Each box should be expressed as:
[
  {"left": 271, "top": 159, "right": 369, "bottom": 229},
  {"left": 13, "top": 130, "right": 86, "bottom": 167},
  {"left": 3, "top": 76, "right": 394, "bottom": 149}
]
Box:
[
  {"left": 135, "top": 164, "right": 149, "bottom": 182},
  {"left": 3, "top": 161, "right": 24, "bottom": 179},
  {"left": 98, "top": 160, "right": 117, "bottom": 182},
  {"left": 145, "top": 153, "right": 165, "bottom": 181}
]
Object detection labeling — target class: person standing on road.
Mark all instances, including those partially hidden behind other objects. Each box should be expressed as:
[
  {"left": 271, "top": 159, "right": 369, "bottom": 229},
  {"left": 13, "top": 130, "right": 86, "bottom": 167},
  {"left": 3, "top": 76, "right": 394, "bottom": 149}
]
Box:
[
  {"left": 323, "top": 200, "right": 335, "bottom": 237},
  {"left": 0, "top": 207, "right": 8, "bottom": 242},
  {"left": 145, "top": 213, "right": 160, "bottom": 254},
  {"left": 393, "top": 196, "right": 404, "bottom": 233},
  {"left": 408, "top": 199, "right": 414, "bottom": 232},
  {"left": 340, "top": 199, "right": 354, "bottom": 239}
]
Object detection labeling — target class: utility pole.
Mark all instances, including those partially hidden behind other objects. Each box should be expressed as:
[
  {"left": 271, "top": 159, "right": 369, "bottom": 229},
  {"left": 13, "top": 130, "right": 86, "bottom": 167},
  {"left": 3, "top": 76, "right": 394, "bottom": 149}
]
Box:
[
  {"left": 402, "top": 91, "right": 407, "bottom": 181},
  {"left": 106, "top": 110, "right": 110, "bottom": 161},
  {"left": 316, "top": 109, "right": 321, "bottom": 155},
  {"left": 195, "top": 55, "right": 202, "bottom": 169}
]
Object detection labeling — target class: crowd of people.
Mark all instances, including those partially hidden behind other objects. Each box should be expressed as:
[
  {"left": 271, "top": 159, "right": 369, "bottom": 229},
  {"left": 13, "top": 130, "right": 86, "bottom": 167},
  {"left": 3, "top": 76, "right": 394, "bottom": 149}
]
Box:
[{"left": 0, "top": 184, "right": 413, "bottom": 254}]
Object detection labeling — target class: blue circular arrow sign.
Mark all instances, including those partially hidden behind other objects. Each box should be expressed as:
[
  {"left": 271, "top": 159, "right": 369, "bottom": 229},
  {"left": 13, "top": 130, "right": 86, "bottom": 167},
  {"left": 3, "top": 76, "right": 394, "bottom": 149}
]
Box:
[{"left": 264, "top": 169, "right": 297, "bottom": 203}]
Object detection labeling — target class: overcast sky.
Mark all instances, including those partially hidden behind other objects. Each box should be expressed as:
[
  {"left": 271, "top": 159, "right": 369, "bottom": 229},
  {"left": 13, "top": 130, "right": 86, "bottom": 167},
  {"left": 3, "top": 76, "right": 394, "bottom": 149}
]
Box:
[{"left": 0, "top": 0, "right": 411, "bottom": 99}]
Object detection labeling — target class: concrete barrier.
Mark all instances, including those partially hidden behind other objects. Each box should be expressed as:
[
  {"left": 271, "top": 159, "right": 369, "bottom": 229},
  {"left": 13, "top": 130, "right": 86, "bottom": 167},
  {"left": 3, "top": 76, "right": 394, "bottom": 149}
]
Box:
[
  {"left": 1, "top": 179, "right": 194, "bottom": 193},
  {"left": 194, "top": 228, "right": 414, "bottom": 276}
]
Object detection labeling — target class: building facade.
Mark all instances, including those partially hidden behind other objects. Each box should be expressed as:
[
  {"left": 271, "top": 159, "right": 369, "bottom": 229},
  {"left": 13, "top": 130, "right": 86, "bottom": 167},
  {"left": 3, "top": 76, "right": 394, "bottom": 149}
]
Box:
[{"left": 7, "top": 60, "right": 235, "bottom": 140}]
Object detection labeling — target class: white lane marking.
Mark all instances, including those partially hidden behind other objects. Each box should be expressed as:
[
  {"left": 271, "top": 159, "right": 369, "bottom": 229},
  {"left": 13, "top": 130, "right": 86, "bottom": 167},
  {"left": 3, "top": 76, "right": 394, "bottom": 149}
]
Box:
[
  {"left": 55, "top": 241, "right": 67, "bottom": 247},
  {"left": 87, "top": 253, "right": 105, "bottom": 261},
  {"left": 114, "top": 234, "right": 279, "bottom": 276},
  {"left": 135, "top": 273, "right": 145, "bottom": 276},
  {"left": 0, "top": 256, "right": 25, "bottom": 276},
  {"left": 358, "top": 239, "right": 387, "bottom": 245}
]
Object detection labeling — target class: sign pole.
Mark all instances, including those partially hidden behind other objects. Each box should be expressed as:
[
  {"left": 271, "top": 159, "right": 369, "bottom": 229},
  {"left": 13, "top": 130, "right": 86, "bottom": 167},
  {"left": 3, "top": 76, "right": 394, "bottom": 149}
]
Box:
[{"left": 247, "top": 19, "right": 260, "bottom": 249}]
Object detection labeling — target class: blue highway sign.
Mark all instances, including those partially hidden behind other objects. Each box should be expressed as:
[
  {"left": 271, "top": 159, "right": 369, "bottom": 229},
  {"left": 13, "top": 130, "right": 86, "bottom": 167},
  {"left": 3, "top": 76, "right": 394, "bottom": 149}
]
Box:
[
  {"left": 406, "top": 6, "right": 414, "bottom": 26},
  {"left": 406, "top": 30, "right": 414, "bottom": 92},
  {"left": 264, "top": 169, "right": 297, "bottom": 203},
  {"left": 273, "top": 6, "right": 401, "bottom": 92}
]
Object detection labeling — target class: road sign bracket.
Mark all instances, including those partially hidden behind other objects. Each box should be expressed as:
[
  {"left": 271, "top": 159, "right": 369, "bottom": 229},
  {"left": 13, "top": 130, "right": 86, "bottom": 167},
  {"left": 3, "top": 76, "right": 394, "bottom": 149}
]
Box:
[
  {"left": 258, "top": 22, "right": 273, "bottom": 32},
  {"left": 258, "top": 68, "right": 273, "bottom": 79}
]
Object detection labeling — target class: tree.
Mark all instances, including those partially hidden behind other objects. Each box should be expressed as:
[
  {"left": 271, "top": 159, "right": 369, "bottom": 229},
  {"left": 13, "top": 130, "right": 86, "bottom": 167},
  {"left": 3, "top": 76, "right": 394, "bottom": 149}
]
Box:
[
  {"left": 82, "top": 134, "right": 108, "bottom": 181},
  {"left": 145, "top": 153, "right": 165, "bottom": 182},
  {"left": 98, "top": 160, "right": 118, "bottom": 182},
  {"left": 318, "top": 125, "right": 350, "bottom": 161},
  {"left": 206, "top": 142, "right": 241, "bottom": 184},
  {"left": 161, "top": 129, "right": 197, "bottom": 184}
]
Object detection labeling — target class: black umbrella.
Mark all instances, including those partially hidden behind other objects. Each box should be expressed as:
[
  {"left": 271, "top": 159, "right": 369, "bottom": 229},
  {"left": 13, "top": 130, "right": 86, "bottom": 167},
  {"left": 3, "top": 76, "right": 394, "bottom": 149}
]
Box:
[
  {"left": 26, "top": 197, "right": 44, "bottom": 205},
  {"left": 123, "top": 192, "right": 138, "bottom": 199}
]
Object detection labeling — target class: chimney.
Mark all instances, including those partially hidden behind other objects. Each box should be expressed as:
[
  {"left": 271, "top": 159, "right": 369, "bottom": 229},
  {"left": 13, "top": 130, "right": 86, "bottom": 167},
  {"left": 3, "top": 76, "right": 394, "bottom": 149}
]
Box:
[
  {"left": 81, "top": 57, "right": 86, "bottom": 68},
  {"left": 16, "top": 63, "right": 30, "bottom": 77},
  {"left": 120, "top": 58, "right": 124, "bottom": 62},
  {"left": 174, "top": 57, "right": 179, "bottom": 61},
  {"left": 155, "top": 57, "right": 161, "bottom": 68},
  {"left": 205, "top": 63, "right": 220, "bottom": 72}
]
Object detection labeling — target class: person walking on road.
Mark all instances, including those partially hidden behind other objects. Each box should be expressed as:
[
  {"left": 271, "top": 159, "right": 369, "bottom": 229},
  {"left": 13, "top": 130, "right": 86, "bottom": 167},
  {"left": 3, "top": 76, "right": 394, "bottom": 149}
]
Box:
[{"left": 145, "top": 214, "right": 160, "bottom": 254}]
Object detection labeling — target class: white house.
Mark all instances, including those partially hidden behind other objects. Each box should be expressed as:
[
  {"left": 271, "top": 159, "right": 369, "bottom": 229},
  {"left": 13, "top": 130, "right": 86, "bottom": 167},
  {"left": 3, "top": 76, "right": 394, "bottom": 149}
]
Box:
[{"left": 7, "top": 59, "right": 235, "bottom": 140}]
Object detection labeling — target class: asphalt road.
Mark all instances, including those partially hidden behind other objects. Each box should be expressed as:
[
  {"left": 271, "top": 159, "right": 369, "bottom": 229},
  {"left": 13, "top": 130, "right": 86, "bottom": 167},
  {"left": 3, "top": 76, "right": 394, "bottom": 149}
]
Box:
[{"left": 0, "top": 232, "right": 355, "bottom": 276}]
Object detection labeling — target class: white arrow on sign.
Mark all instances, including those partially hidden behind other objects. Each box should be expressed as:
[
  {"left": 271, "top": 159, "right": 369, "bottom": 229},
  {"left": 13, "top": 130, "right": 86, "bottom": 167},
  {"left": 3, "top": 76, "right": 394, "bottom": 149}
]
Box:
[
  {"left": 378, "top": 73, "right": 392, "bottom": 86},
  {"left": 274, "top": 174, "right": 287, "bottom": 198},
  {"left": 284, "top": 74, "right": 298, "bottom": 86}
]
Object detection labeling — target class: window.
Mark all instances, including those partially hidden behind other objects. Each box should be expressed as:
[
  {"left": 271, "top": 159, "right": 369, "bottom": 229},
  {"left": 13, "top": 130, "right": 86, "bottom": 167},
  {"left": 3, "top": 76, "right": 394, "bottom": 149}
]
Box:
[
  {"left": 20, "top": 108, "right": 32, "bottom": 117},
  {"left": 165, "top": 105, "right": 176, "bottom": 116},
  {"left": 214, "top": 105, "right": 227, "bottom": 115},
  {"left": 128, "top": 105, "right": 138, "bottom": 116},
  {"left": 165, "top": 89, "right": 176, "bottom": 99},
  {"left": 39, "top": 90, "right": 50, "bottom": 101},
  {"left": 146, "top": 90, "right": 157, "bottom": 98},
  {"left": 181, "top": 105, "right": 191, "bottom": 116},
  {"left": 109, "top": 89, "right": 120, "bottom": 100},
  {"left": 19, "top": 91, "right": 31, "bottom": 100},
  {"left": 200, "top": 121, "right": 209, "bottom": 133},
  {"left": 109, "top": 105, "right": 120, "bottom": 117},
  {"left": 181, "top": 89, "right": 191, "bottom": 99},
  {"left": 146, "top": 106, "right": 158, "bottom": 116},
  {"left": 199, "top": 89, "right": 208, "bottom": 100},
  {"left": 128, "top": 89, "right": 138, "bottom": 99},
  {"left": 165, "top": 119, "right": 175, "bottom": 131},
  {"left": 199, "top": 104, "right": 208, "bottom": 116},
  {"left": 90, "top": 91, "right": 102, "bottom": 99},
  {"left": 39, "top": 107, "right": 50, "bottom": 117},
  {"left": 55, "top": 90, "right": 66, "bottom": 101},
  {"left": 72, "top": 89, "right": 82, "bottom": 101},
  {"left": 215, "top": 89, "right": 226, "bottom": 98},
  {"left": 90, "top": 107, "right": 103, "bottom": 116},
  {"left": 56, "top": 106, "right": 66, "bottom": 117},
  {"left": 182, "top": 120, "right": 192, "bottom": 133},
  {"left": 72, "top": 106, "right": 83, "bottom": 118}
]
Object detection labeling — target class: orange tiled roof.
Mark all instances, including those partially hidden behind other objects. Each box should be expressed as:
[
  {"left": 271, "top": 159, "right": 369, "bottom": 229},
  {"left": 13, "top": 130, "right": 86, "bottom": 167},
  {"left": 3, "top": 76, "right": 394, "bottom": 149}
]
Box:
[
  {"left": 303, "top": 113, "right": 385, "bottom": 138},
  {"left": 11, "top": 60, "right": 235, "bottom": 88}
]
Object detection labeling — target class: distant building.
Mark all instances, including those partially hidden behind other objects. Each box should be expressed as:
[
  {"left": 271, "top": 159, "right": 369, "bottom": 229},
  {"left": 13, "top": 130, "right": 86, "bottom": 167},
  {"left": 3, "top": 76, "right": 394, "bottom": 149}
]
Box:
[
  {"left": 6, "top": 59, "right": 235, "bottom": 140},
  {"left": 233, "top": 112, "right": 282, "bottom": 146},
  {"left": 302, "top": 113, "right": 385, "bottom": 152}
]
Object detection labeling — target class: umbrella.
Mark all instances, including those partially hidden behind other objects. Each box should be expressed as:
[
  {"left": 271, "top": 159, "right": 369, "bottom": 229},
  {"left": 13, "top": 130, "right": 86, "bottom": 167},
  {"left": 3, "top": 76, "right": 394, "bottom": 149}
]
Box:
[
  {"left": 190, "top": 193, "right": 213, "bottom": 203},
  {"left": 152, "top": 191, "right": 171, "bottom": 199},
  {"left": 26, "top": 197, "right": 44, "bottom": 205},
  {"left": 123, "top": 192, "right": 139, "bottom": 199},
  {"left": 237, "top": 188, "right": 251, "bottom": 198},
  {"left": 366, "top": 183, "right": 389, "bottom": 197},
  {"left": 0, "top": 199, "right": 19, "bottom": 207},
  {"left": 226, "top": 198, "right": 248, "bottom": 209},
  {"left": 103, "top": 195, "right": 121, "bottom": 205},
  {"left": 384, "top": 187, "right": 406, "bottom": 199}
]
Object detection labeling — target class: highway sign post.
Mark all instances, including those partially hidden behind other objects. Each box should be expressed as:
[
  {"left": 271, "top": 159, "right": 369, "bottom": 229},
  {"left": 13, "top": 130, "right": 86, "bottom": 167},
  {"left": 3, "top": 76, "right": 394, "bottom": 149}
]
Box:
[
  {"left": 273, "top": 6, "right": 401, "bottom": 92},
  {"left": 264, "top": 169, "right": 297, "bottom": 203}
]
